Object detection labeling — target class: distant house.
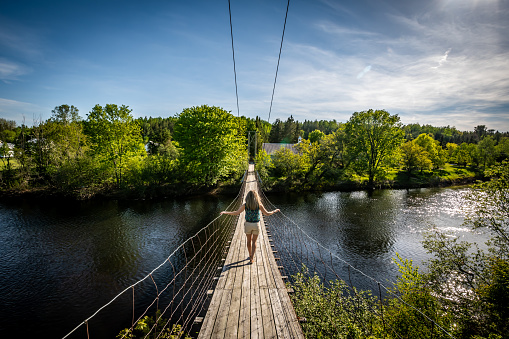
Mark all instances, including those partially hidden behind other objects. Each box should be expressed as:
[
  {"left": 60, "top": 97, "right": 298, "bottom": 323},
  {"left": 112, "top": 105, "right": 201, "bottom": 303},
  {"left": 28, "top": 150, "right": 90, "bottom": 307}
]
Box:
[
  {"left": 262, "top": 141, "right": 299, "bottom": 155},
  {"left": 0, "top": 141, "right": 14, "bottom": 158}
]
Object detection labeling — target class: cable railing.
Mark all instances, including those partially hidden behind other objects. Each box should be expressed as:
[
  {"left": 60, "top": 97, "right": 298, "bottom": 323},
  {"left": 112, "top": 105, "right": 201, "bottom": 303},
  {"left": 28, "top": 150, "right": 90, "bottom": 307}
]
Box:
[
  {"left": 254, "top": 170, "right": 455, "bottom": 339},
  {"left": 62, "top": 171, "right": 247, "bottom": 339}
]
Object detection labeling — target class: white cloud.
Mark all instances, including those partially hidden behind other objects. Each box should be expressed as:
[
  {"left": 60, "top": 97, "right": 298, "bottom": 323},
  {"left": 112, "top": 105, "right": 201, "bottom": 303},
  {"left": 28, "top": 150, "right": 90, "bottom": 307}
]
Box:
[
  {"left": 432, "top": 48, "right": 452, "bottom": 68},
  {"left": 0, "top": 59, "right": 30, "bottom": 81},
  {"left": 248, "top": 2, "right": 509, "bottom": 131}
]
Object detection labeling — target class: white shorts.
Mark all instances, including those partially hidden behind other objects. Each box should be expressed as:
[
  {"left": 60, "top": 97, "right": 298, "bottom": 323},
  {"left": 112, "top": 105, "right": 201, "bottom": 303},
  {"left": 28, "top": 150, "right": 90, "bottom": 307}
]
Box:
[{"left": 244, "top": 221, "right": 260, "bottom": 235}]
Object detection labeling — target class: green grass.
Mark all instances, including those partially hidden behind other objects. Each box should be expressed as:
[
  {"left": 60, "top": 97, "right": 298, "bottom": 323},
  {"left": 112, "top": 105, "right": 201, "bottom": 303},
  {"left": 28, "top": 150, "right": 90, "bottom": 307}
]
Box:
[
  {"left": 387, "top": 163, "right": 478, "bottom": 187},
  {"left": 438, "top": 163, "right": 477, "bottom": 180}
]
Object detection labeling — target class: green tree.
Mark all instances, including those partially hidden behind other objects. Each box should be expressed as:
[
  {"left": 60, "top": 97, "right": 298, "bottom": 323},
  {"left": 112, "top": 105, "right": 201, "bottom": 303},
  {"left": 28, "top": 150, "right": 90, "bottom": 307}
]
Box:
[
  {"left": 51, "top": 104, "right": 80, "bottom": 124},
  {"left": 43, "top": 105, "right": 92, "bottom": 191},
  {"left": 269, "top": 119, "right": 283, "bottom": 143},
  {"left": 85, "top": 104, "right": 144, "bottom": 187},
  {"left": 400, "top": 140, "right": 432, "bottom": 173},
  {"left": 295, "top": 131, "right": 348, "bottom": 186},
  {"left": 290, "top": 269, "right": 380, "bottom": 339},
  {"left": 413, "top": 133, "right": 446, "bottom": 169},
  {"left": 255, "top": 149, "right": 272, "bottom": 183},
  {"left": 478, "top": 136, "right": 497, "bottom": 169},
  {"left": 271, "top": 147, "right": 305, "bottom": 182},
  {"left": 446, "top": 142, "right": 458, "bottom": 163},
  {"left": 0, "top": 118, "right": 17, "bottom": 144},
  {"left": 496, "top": 137, "right": 509, "bottom": 161},
  {"left": 454, "top": 142, "right": 473, "bottom": 167},
  {"left": 173, "top": 105, "right": 247, "bottom": 186},
  {"left": 385, "top": 254, "right": 452, "bottom": 339},
  {"left": 308, "top": 129, "right": 325, "bottom": 143},
  {"left": 344, "top": 109, "right": 404, "bottom": 188}
]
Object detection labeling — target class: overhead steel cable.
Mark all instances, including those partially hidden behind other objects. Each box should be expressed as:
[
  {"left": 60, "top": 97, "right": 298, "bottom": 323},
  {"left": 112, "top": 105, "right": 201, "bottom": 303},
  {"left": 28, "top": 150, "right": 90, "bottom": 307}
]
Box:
[
  {"left": 228, "top": 0, "right": 240, "bottom": 117},
  {"left": 268, "top": 0, "right": 290, "bottom": 123}
]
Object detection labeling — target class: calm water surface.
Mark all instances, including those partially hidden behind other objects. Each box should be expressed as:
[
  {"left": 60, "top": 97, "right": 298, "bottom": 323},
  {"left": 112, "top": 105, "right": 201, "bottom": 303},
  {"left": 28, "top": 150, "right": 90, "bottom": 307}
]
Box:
[{"left": 0, "top": 187, "right": 485, "bottom": 337}]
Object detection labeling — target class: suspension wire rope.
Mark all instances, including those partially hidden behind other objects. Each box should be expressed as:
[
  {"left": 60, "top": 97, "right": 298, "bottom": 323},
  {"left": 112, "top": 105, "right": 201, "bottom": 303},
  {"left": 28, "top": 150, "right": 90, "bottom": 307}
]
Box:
[
  {"left": 62, "top": 172, "right": 248, "bottom": 339},
  {"left": 228, "top": 0, "right": 240, "bottom": 117},
  {"left": 268, "top": 0, "right": 290, "bottom": 123},
  {"left": 254, "top": 171, "right": 456, "bottom": 339}
]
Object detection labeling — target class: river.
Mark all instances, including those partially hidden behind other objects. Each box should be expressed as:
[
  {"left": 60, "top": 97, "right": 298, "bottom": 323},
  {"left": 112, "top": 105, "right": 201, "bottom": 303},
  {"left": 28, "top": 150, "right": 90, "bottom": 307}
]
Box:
[{"left": 0, "top": 187, "right": 484, "bottom": 337}]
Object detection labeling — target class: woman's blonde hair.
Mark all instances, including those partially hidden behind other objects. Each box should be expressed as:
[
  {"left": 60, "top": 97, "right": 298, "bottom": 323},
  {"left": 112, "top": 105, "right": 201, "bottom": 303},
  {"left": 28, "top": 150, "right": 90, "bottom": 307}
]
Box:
[{"left": 245, "top": 190, "right": 260, "bottom": 210}]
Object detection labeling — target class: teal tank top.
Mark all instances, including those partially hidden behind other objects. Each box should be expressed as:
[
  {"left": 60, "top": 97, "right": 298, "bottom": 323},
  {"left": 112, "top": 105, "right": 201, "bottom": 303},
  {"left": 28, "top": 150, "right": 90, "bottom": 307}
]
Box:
[{"left": 245, "top": 206, "right": 260, "bottom": 223}]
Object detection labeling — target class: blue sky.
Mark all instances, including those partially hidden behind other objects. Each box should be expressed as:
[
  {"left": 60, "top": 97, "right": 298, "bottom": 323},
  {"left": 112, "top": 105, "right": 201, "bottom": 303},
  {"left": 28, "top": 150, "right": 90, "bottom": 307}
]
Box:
[{"left": 1, "top": 0, "right": 508, "bottom": 131}]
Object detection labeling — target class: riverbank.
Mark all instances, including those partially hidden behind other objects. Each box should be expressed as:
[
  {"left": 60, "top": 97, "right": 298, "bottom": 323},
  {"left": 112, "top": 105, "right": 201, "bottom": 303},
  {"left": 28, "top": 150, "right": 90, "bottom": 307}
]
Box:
[
  {"left": 0, "top": 181, "right": 243, "bottom": 203},
  {"left": 260, "top": 164, "right": 483, "bottom": 193},
  {"left": 0, "top": 165, "right": 482, "bottom": 202}
]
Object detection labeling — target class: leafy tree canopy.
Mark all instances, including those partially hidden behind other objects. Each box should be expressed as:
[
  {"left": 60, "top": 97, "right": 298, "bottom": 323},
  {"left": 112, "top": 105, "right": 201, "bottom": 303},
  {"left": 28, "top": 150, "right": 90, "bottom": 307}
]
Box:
[
  {"left": 85, "top": 104, "right": 144, "bottom": 187},
  {"left": 344, "top": 109, "right": 404, "bottom": 187},
  {"left": 173, "top": 105, "right": 247, "bottom": 186}
]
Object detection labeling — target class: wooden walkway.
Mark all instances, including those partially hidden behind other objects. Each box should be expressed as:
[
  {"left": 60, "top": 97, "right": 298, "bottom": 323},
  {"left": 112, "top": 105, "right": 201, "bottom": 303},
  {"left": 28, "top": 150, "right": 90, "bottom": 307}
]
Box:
[{"left": 197, "top": 164, "right": 304, "bottom": 339}]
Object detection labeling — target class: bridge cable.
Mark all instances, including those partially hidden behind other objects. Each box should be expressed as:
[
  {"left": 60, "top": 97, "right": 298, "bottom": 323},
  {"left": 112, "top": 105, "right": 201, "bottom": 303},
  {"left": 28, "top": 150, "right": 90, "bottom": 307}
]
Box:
[
  {"left": 268, "top": 0, "right": 290, "bottom": 123},
  {"left": 228, "top": 0, "right": 240, "bottom": 117}
]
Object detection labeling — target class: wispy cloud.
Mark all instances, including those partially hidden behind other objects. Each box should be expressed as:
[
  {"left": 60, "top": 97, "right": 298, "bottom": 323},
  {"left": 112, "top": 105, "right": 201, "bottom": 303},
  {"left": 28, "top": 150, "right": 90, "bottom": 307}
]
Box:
[
  {"left": 316, "top": 21, "right": 379, "bottom": 37},
  {"left": 0, "top": 59, "right": 30, "bottom": 81},
  {"left": 260, "top": 2, "right": 509, "bottom": 131},
  {"left": 0, "top": 17, "right": 44, "bottom": 59},
  {"left": 432, "top": 48, "right": 452, "bottom": 69}
]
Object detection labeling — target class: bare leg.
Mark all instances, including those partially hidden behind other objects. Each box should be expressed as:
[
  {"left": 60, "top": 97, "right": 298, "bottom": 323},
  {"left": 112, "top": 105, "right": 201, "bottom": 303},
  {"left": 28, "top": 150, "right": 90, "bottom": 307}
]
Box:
[
  {"left": 246, "top": 234, "right": 252, "bottom": 260},
  {"left": 250, "top": 234, "right": 259, "bottom": 263}
]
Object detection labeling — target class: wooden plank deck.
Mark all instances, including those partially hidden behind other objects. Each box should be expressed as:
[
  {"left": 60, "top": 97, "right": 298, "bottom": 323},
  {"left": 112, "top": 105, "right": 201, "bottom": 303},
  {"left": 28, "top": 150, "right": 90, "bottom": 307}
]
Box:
[{"left": 197, "top": 164, "right": 304, "bottom": 339}]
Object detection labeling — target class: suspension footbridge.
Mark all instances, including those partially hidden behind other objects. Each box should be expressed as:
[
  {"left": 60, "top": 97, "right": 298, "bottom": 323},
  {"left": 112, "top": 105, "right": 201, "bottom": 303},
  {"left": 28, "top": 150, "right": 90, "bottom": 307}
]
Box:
[
  {"left": 197, "top": 164, "right": 304, "bottom": 338},
  {"left": 63, "top": 162, "right": 454, "bottom": 339}
]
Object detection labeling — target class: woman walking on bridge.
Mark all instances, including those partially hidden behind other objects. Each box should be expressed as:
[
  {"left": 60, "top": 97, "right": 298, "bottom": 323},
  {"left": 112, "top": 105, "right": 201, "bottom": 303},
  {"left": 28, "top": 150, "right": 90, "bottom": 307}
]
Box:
[{"left": 221, "top": 190, "right": 280, "bottom": 264}]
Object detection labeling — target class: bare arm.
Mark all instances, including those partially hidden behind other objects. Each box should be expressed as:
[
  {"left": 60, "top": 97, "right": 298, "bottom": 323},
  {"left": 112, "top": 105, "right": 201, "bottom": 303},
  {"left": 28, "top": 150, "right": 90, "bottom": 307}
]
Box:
[
  {"left": 220, "top": 204, "right": 245, "bottom": 216},
  {"left": 260, "top": 203, "right": 280, "bottom": 216}
]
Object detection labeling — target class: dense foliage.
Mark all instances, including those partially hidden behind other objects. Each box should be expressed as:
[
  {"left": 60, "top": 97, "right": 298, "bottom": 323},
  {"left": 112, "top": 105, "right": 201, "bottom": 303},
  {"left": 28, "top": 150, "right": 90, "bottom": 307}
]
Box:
[
  {"left": 173, "top": 105, "right": 247, "bottom": 186},
  {"left": 1, "top": 104, "right": 509, "bottom": 197},
  {"left": 257, "top": 111, "right": 508, "bottom": 192},
  {"left": 0, "top": 104, "right": 247, "bottom": 198}
]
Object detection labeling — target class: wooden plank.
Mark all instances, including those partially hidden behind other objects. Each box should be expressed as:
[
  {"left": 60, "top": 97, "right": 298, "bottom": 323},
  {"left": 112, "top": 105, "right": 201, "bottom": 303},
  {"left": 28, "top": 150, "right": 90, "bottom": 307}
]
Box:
[
  {"left": 225, "top": 287, "right": 241, "bottom": 338},
  {"left": 197, "top": 289, "right": 223, "bottom": 339},
  {"left": 211, "top": 289, "right": 232, "bottom": 339},
  {"left": 225, "top": 219, "right": 244, "bottom": 339},
  {"left": 255, "top": 234, "right": 269, "bottom": 289},
  {"left": 259, "top": 287, "right": 276, "bottom": 339},
  {"left": 250, "top": 256, "right": 262, "bottom": 339},
  {"left": 277, "top": 287, "right": 303, "bottom": 338},
  {"left": 258, "top": 198, "right": 304, "bottom": 338},
  {"left": 216, "top": 219, "right": 241, "bottom": 290},
  {"left": 224, "top": 221, "right": 243, "bottom": 291},
  {"left": 268, "top": 288, "right": 292, "bottom": 339},
  {"left": 239, "top": 240, "right": 251, "bottom": 338},
  {"left": 259, "top": 223, "right": 276, "bottom": 289},
  {"left": 260, "top": 215, "right": 305, "bottom": 338}
]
